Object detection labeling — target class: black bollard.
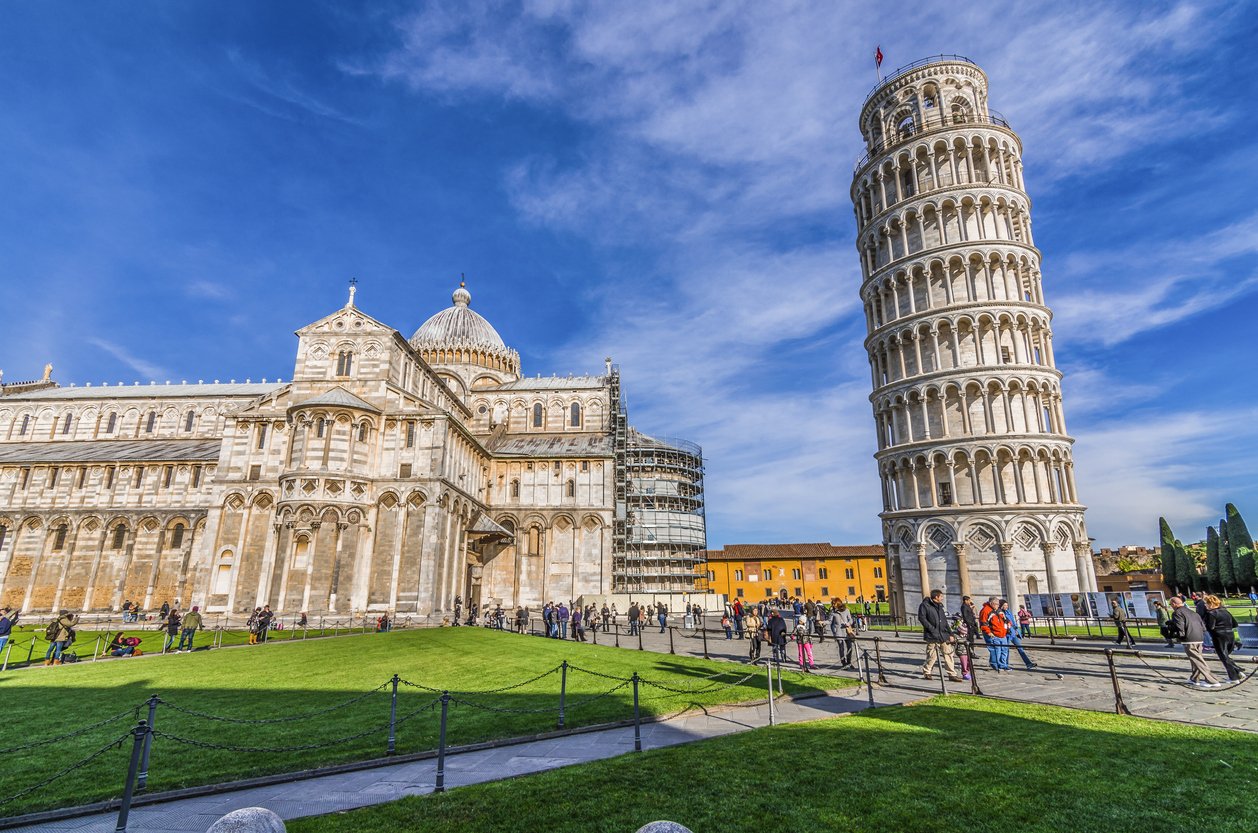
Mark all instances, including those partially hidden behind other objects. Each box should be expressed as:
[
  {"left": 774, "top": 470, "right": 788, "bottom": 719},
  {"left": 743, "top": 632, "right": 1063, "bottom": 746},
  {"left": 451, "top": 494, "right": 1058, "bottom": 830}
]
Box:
[
  {"left": 764, "top": 660, "right": 776, "bottom": 726},
  {"left": 435, "top": 692, "right": 450, "bottom": 792},
  {"left": 637, "top": 625, "right": 644, "bottom": 652},
  {"left": 668, "top": 627, "right": 675, "bottom": 654},
  {"left": 557, "top": 660, "right": 568, "bottom": 728},
  {"left": 632, "top": 672, "right": 642, "bottom": 752},
  {"left": 115, "top": 720, "right": 149, "bottom": 832},
  {"left": 137, "top": 695, "right": 158, "bottom": 791},
  {"left": 592, "top": 626, "right": 598, "bottom": 645},
  {"left": 1105, "top": 649, "right": 1132, "bottom": 715},
  {"left": 615, "top": 625, "right": 621, "bottom": 648},
  {"left": 967, "top": 643, "right": 984, "bottom": 696},
  {"left": 701, "top": 622, "right": 709, "bottom": 660},
  {"left": 862, "top": 649, "right": 875, "bottom": 708},
  {"left": 872, "top": 637, "right": 888, "bottom": 684},
  {"left": 387, "top": 674, "right": 399, "bottom": 755}
]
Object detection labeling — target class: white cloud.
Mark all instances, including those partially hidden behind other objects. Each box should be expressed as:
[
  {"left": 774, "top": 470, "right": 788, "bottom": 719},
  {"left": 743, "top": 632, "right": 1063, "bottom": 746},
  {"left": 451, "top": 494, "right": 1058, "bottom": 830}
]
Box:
[{"left": 86, "top": 338, "right": 168, "bottom": 381}]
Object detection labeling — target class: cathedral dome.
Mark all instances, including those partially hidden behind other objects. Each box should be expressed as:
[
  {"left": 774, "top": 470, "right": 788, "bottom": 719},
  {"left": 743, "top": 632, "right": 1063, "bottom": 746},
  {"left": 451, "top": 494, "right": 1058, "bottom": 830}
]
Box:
[{"left": 410, "top": 284, "right": 507, "bottom": 350}]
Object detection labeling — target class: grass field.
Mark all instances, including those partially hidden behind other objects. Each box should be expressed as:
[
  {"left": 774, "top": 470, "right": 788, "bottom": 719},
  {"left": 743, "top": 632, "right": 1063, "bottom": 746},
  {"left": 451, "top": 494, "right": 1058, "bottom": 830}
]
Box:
[
  {"left": 289, "top": 695, "right": 1258, "bottom": 833},
  {"left": 0, "top": 627, "right": 841, "bottom": 817}
]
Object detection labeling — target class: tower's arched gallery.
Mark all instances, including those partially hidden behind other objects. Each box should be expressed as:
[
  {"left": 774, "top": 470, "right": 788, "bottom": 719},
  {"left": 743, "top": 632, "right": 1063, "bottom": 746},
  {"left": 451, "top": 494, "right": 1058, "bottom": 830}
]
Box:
[
  {"left": 0, "top": 285, "right": 706, "bottom": 616},
  {"left": 850, "top": 56, "right": 1094, "bottom": 614}
]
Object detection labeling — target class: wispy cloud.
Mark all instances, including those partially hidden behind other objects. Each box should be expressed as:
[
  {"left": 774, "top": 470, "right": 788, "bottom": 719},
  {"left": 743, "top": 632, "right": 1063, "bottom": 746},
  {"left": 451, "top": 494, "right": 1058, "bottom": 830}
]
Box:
[
  {"left": 186, "top": 280, "right": 233, "bottom": 301},
  {"left": 86, "top": 338, "right": 168, "bottom": 381},
  {"left": 221, "top": 48, "right": 363, "bottom": 125}
]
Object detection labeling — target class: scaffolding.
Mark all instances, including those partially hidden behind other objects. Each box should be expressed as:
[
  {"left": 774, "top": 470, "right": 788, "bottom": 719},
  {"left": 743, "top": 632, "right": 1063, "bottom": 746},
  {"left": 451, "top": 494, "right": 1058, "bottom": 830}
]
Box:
[{"left": 608, "top": 367, "right": 708, "bottom": 593}]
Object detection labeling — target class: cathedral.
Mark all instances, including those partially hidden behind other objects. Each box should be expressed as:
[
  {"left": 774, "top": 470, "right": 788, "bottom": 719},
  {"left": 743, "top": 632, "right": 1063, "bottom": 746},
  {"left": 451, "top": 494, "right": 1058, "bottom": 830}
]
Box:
[{"left": 0, "top": 283, "right": 707, "bottom": 618}]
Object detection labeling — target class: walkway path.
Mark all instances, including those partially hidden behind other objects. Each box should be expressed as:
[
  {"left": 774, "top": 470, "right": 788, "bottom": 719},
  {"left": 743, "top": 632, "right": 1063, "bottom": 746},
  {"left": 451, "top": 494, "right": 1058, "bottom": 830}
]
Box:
[{"left": 7, "top": 686, "right": 920, "bottom": 833}]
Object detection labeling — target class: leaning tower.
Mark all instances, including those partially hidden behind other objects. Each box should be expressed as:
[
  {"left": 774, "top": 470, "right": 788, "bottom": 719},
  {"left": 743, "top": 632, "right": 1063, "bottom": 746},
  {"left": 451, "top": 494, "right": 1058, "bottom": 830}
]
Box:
[{"left": 850, "top": 56, "right": 1094, "bottom": 617}]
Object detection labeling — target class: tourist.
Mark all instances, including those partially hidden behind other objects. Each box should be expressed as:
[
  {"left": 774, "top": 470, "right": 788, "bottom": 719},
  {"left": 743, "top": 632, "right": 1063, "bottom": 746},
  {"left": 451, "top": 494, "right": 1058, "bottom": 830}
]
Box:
[
  {"left": 978, "top": 597, "right": 997, "bottom": 652},
  {"left": 44, "top": 610, "right": 78, "bottom": 665},
  {"left": 557, "top": 602, "right": 570, "bottom": 639},
  {"left": 106, "top": 632, "right": 138, "bottom": 658},
  {"left": 732, "top": 598, "right": 745, "bottom": 638},
  {"left": 1016, "top": 604, "right": 1032, "bottom": 638},
  {"left": 961, "top": 596, "right": 980, "bottom": 660},
  {"left": 627, "top": 602, "right": 640, "bottom": 636},
  {"left": 297, "top": 612, "right": 308, "bottom": 628},
  {"left": 247, "top": 607, "right": 262, "bottom": 644},
  {"left": 1000, "top": 600, "right": 1037, "bottom": 670},
  {"left": 177, "top": 606, "right": 202, "bottom": 652},
  {"left": 918, "top": 590, "right": 962, "bottom": 682},
  {"left": 1109, "top": 596, "right": 1135, "bottom": 649},
  {"left": 793, "top": 616, "right": 816, "bottom": 672},
  {"left": 599, "top": 603, "right": 610, "bottom": 633},
  {"left": 745, "top": 609, "right": 763, "bottom": 661},
  {"left": 0, "top": 607, "right": 17, "bottom": 655},
  {"left": 163, "top": 609, "right": 182, "bottom": 652},
  {"left": 1203, "top": 595, "right": 1241, "bottom": 682},
  {"left": 160, "top": 601, "right": 171, "bottom": 620},
  {"left": 721, "top": 613, "right": 733, "bottom": 639},
  {"left": 258, "top": 606, "right": 274, "bottom": 642},
  {"left": 951, "top": 614, "right": 971, "bottom": 680},
  {"left": 657, "top": 602, "right": 668, "bottom": 633},
  {"left": 1154, "top": 600, "right": 1174, "bottom": 646},
  {"left": 980, "top": 599, "right": 1012, "bottom": 672},
  {"left": 122, "top": 600, "right": 134, "bottom": 623},
  {"left": 1167, "top": 596, "right": 1220, "bottom": 687},
  {"left": 571, "top": 605, "right": 584, "bottom": 641},
  {"left": 766, "top": 610, "right": 788, "bottom": 665},
  {"left": 833, "top": 602, "right": 856, "bottom": 669}
]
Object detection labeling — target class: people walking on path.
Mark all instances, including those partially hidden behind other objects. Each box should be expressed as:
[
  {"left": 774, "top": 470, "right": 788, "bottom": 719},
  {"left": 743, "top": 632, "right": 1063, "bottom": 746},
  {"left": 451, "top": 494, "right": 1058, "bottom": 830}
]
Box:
[
  {"left": 1168, "top": 596, "right": 1220, "bottom": 687},
  {"left": 571, "top": 606, "right": 584, "bottom": 642},
  {"left": 721, "top": 614, "right": 733, "bottom": 639},
  {"left": 918, "top": 590, "right": 962, "bottom": 682},
  {"left": 163, "top": 608, "right": 182, "bottom": 653},
  {"left": 656, "top": 602, "right": 668, "bottom": 633},
  {"left": 732, "top": 598, "right": 745, "bottom": 638},
  {"left": 951, "top": 614, "right": 972, "bottom": 680},
  {"left": 833, "top": 602, "right": 856, "bottom": 669},
  {"left": 961, "top": 596, "right": 980, "bottom": 661},
  {"left": 0, "top": 606, "right": 17, "bottom": 655},
  {"left": 745, "top": 610, "right": 763, "bottom": 661},
  {"left": 979, "top": 599, "right": 1012, "bottom": 672},
  {"left": 1154, "top": 600, "right": 1174, "bottom": 647},
  {"left": 1110, "top": 596, "right": 1135, "bottom": 649},
  {"left": 793, "top": 617, "right": 816, "bottom": 672},
  {"left": 1203, "top": 595, "right": 1241, "bottom": 682},
  {"left": 1000, "top": 600, "right": 1037, "bottom": 670},
  {"left": 557, "top": 603, "right": 570, "bottom": 640},
  {"left": 175, "top": 605, "right": 200, "bottom": 652},
  {"left": 1016, "top": 605, "right": 1032, "bottom": 638},
  {"left": 766, "top": 610, "right": 788, "bottom": 665},
  {"left": 1193, "top": 594, "right": 1214, "bottom": 650},
  {"left": 44, "top": 610, "right": 78, "bottom": 665}
]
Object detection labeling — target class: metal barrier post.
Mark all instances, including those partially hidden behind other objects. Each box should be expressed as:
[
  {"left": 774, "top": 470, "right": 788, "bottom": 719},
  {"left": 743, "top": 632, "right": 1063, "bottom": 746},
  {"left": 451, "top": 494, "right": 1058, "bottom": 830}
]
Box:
[
  {"left": 668, "top": 627, "right": 675, "bottom": 654},
  {"left": 939, "top": 658, "right": 948, "bottom": 697},
  {"left": 614, "top": 625, "right": 620, "bottom": 648},
  {"left": 862, "top": 649, "right": 875, "bottom": 708},
  {"left": 765, "top": 660, "right": 775, "bottom": 726},
  {"left": 434, "top": 692, "right": 450, "bottom": 792},
  {"left": 1105, "top": 649, "right": 1132, "bottom": 715},
  {"left": 776, "top": 656, "right": 783, "bottom": 695},
  {"left": 872, "top": 637, "right": 888, "bottom": 684},
  {"left": 967, "top": 643, "right": 984, "bottom": 696},
  {"left": 115, "top": 720, "right": 149, "bottom": 832},
  {"left": 137, "top": 695, "right": 159, "bottom": 790},
  {"left": 387, "top": 674, "right": 399, "bottom": 755},
  {"left": 637, "top": 625, "right": 643, "bottom": 652},
  {"left": 1, "top": 640, "right": 12, "bottom": 671},
  {"left": 557, "top": 660, "right": 568, "bottom": 728},
  {"left": 93, "top": 635, "right": 102, "bottom": 662},
  {"left": 701, "top": 623, "right": 709, "bottom": 659},
  {"left": 631, "top": 672, "right": 642, "bottom": 752},
  {"left": 26, "top": 637, "right": 37, "bottom": 666},
  {"left": 592, "top": 625, "right": 598, "bottom": 645}
]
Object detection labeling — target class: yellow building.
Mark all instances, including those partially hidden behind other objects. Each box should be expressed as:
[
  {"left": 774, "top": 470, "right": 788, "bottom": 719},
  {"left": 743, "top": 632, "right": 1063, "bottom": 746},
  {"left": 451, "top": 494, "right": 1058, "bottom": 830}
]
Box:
[{"left": 700, "top": 543, "right": 887, "bottom": 604}]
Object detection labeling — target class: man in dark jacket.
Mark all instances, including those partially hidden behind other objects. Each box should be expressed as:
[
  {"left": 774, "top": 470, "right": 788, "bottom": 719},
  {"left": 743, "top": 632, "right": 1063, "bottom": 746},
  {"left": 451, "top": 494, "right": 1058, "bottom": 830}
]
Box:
[
  {"left": 1168, "top": 597, "right": 1219, "bottom": 686},
  {"left": 918, "top": 590, "right": 962, "bottom": 681},
  {"left": 765, "top": 610, "right": 789, "bottom": 664}
]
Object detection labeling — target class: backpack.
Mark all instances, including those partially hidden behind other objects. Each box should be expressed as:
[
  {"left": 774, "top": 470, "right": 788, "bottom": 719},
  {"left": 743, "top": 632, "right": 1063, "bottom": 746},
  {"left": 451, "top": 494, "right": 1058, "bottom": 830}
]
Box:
[{"left": 45, "top": 621, "right": 59, "bottom": 640}]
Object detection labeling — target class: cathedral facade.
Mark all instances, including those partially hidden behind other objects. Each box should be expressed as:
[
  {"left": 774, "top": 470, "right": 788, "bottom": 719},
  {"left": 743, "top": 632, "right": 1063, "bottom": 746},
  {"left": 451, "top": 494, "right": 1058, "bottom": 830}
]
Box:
[{"left": 0, "top": 284, "right": 706, "bottom": 617}]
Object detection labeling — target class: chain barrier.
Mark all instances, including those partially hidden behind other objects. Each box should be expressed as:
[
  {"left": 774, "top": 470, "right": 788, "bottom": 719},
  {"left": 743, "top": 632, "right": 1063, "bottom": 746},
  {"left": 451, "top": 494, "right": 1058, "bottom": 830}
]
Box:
[
  {"left": 0, "top": 706, "right": 137, "bottom": 755},
  {"left": 1128, "top": 650, "right": 1258, "bottom": 691},
  {"left": 444, "top": 695, "right": 561, "bottom": 715},
  {"left": 0, "top": 731, "right": 130, "bottom": 809},
  {"left": 562, "top": 680, "right": 633, "bottom": 710},
  {"left": 152, "top": 717, "right": 392, "bottom": 754},
  {"left": 396, "top": 664, "right": 561, "bottom": 697},
  {"left": 565, "top": 663, "right": 634, "bottom": 682},
  {"left": 155, "top": 682, "right": 390, "bottom": 724},
  {"left": 637, "top": 671, "right": 759, "bottom": 698}
]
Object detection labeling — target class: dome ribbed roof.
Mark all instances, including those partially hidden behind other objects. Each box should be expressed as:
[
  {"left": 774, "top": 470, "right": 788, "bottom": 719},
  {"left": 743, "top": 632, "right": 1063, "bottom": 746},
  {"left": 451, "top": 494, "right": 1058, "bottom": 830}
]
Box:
[{"left": 410, "top": 284, "right": 507, "bottom": 350}]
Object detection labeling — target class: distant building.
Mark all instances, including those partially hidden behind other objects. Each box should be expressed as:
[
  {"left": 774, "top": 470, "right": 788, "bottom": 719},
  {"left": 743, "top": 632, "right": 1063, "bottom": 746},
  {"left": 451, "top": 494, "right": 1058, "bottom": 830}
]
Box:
[
  {"left": 1092, "top": 545, "right": 1167, "bottom": 594},
  {"left": 700, "top": 543, "right": 886, "bottom": 603}
]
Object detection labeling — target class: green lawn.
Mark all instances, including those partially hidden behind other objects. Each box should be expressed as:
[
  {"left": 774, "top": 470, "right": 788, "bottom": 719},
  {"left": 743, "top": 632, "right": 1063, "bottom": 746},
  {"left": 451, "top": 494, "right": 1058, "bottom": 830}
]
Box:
[
  {"left": 290, "top": 696, "right": 1258, "bottom": 833},
  {"left": 0, "top": 627, "right": 841, "bottom": 817}
]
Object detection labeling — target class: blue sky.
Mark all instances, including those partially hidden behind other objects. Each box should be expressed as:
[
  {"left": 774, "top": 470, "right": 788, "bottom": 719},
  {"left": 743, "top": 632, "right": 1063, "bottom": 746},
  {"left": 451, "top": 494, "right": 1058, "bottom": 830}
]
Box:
[{"left": 1, "top": 1, "right": 1255, "bottom": 549}]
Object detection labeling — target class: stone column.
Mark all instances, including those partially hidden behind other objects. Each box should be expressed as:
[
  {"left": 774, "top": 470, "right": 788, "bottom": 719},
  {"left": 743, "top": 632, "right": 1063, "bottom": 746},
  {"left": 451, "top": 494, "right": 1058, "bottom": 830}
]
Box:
[
  {"left": 1041, "top": 542, "right": 1059, "bottom": 598},
  {"left": 1074, "top": 543, "right": 1095, "bottom": 592},
  {"left": 999, "top": 543, "right": 1017, "bottom": 601},
  {"left": 916, "top": 543, "right": 930, "bottom": 598},
  {"left": 954, "top": 542, "right": 971, "bottom": 599}
]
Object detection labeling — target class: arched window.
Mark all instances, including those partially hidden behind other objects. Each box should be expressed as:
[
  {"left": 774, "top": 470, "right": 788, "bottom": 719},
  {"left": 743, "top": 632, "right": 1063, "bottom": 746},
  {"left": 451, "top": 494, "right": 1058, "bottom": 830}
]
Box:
[
  {"left": 896, "top": 114, "right": 915, "bottom": 140},
  {"left": 358, "top": 423, "right": 368, "bottom": 442},
  {"left": 532, "top": 403, "right": 543, "bottom": 428},
  {"left": 145, "top": 411, "right": 156, "bottom": 433},
  {"left": 170, "top": 523, "right": 185, "bottom": 549},
  {"left": 335, "top": 351, "right": 353, "bottom": 376},
  {"left": 61, "top": 413, "right": 73, "bottom": 434},
  {"left": 184, "top": 410, "right": 195, "bottom": 432},
  {"left": 256, "top": 423, "right": 267, "bottom": 449},
  {"left": 19, "top": 415, "right": 29, "bottom": 436},
  {"left": 510, "top": 479, "right": 520, "bottom": 498},
  {"left": 316, "top": 418, "right": 326, "bottom": 438},
  {"left": 0, "top": 525, "right": 7, "bottom": 554},
  {"left": 52, "top": 523, "right": 68, "bottom": 551},
  {"left": 527, "top": 525, "right": 541, "bottom": 555},
  {"left": 106, "top": 413, "right": 117, "bottom": 433},
  {"left": 570, "top": 403, "right": 581, "bottom": 427},
  {"left": 566, "top": 479, "right": 575, "bottom": 497},
  {"left": 951, "top": 99, "right": 972, "bottom": 124},
  {"left": 112, "top": 525, "right": 126, "bottom": 549},
  {"left": 405, "top": 421, "right": 415, "bottom": 448}
]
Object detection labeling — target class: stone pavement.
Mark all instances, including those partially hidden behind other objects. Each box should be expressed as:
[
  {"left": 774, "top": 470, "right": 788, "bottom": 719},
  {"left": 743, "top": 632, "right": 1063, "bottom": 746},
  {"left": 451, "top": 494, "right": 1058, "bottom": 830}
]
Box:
[
  {"left": 617, "top": 619, "right": 1258, "bottom": 732},
  {"left": 6, "top": 685, "right": 920, "bottom": 833}
]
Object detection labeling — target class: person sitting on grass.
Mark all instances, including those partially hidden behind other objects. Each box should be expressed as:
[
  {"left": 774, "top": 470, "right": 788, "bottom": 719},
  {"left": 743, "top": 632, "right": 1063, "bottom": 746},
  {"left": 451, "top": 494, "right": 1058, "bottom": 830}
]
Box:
[{"left": 106, "top": 632, "right": 138, "bottom": 658}]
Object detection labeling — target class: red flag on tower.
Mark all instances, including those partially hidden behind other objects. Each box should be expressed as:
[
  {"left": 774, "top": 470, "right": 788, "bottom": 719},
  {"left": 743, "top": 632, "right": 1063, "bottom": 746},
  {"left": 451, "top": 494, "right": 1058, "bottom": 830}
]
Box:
[{"left": 875, "top": 46, "right": 883, "bottom": 68}]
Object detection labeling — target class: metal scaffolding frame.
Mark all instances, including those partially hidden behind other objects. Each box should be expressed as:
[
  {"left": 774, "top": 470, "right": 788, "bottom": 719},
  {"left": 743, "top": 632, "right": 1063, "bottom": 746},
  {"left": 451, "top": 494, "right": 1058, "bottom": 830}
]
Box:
[{"left": 609, "top": 366, "right": 707, "bottom": 594}]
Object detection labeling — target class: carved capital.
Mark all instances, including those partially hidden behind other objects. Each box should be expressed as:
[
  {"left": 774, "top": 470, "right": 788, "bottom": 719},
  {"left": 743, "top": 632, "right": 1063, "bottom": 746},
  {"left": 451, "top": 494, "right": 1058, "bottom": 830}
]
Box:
[{"left": 999, "top": 543, "right": 1015, "bottom": 557}]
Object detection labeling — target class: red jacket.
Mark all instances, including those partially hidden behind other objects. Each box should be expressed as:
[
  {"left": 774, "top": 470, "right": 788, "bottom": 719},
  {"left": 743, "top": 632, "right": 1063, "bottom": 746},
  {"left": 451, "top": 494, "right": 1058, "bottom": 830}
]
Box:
[{"left": 984, "top": 608, "right": 1010, "bottom": 638}]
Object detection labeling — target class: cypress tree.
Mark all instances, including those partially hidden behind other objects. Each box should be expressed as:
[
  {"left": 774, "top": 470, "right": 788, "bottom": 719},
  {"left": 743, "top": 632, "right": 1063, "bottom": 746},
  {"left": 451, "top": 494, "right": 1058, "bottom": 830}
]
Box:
[
  {"left": 1227, "top": 503, "right": 1257, "bottom": 591},
  {"left": 1218, "top": 520, "right": 1235, "bottom": 592},
  {"left": 1159, "top": 517, "right": 1178, "bottom": 592},
  {"left": 1174, "top": 539, "right": 1196, "bottom": 593},
  {"left": 1206, "top": 526, "right": 1221, "bottom": 591}
]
